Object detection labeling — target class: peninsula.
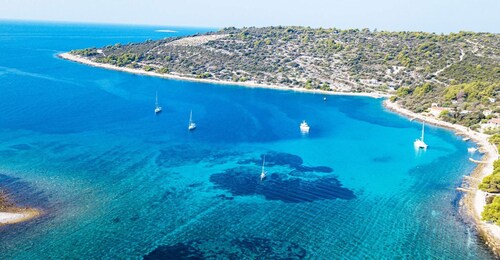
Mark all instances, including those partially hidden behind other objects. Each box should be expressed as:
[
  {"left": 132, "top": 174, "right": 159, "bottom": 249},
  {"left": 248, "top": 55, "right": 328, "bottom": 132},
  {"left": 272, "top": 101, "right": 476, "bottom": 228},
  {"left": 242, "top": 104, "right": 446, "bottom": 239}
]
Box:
[{"left": 64, "top": 26, "right": 499, "bottom": 127}]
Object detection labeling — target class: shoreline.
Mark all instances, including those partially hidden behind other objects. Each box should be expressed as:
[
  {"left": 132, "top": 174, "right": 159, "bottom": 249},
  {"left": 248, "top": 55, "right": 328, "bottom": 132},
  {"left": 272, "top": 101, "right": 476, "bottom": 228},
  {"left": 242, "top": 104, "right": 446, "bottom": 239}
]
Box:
[
  {"left": 1, "top": 191, "right": 40, "bottom": 226},
  {"left": 58, "top": 52, "right": 390, "bottom": 99},
  {"left": 0, "top": 193, "right": 40, "bottom": 226},
  {"left": 0, "top": 209, "right": 40, "bottom": 226},
  {"left": 384, "top": 100, "right": 500, "bottom": 254},
  {"left": 59, "top": 51, "right": 500, "bottom": 254}
]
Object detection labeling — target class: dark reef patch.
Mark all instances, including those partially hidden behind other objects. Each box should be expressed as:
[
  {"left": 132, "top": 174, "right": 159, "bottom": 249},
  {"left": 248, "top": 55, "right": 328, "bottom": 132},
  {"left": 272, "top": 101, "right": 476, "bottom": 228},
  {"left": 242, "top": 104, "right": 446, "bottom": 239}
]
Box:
[
  {"left": 214, "top": 194, "right": 234, "bottom": 200},
  {"left": 8, "top": 144, "right": 32, "bottom": 151},
  {"left": 144, "top": 242, "right": 204, "bottom": 259},
  {"left": 144, "top": 237, "right": 306, "bottom": 259},
  {"left": 0, "top": 172, "right": 50, "bottom": 209},
  {"left": 238, "top": 152, "right": 333, "bottom": 173},
  {"left": 187, "top": 182, "right": 203, "bottom": 188},
  {"left": 209, "top": 167, "right": 355, "bottom": 203}
]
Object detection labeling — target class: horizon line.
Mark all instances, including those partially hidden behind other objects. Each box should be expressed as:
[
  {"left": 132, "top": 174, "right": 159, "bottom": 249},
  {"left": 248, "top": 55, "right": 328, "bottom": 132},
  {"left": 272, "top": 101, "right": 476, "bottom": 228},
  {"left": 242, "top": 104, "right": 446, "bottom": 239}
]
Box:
[{"left": 0, "top": 18, "right": 498, "bottom": 34}]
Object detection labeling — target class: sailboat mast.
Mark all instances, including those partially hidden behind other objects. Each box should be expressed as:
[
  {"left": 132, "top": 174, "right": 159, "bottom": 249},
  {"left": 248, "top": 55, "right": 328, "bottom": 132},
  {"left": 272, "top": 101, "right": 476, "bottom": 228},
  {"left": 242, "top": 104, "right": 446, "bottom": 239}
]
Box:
[
  {"left": 262, "top": 156, "right": 265, "bottom": 172},
  {"left": 155, "top": 92, "right": 158, "bottom": 107},
  {"left": 421, "top": 122, "right": 425, "bottom": 141},
  {"left": 189, "top": 110, "right": 193, "bottom": 123}
]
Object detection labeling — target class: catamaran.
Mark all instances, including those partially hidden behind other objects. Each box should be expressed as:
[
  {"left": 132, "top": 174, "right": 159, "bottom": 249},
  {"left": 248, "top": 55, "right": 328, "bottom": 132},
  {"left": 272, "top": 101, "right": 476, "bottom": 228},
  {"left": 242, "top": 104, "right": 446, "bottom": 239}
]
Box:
[
  {"left": 260, "top": 156, "right": 267, "bottom": 181},
  {"left": 154, "top": 91, "right": 162, "bottom": 114},
  {"left": 414, "top": 122, "right": 428, "bottom": 149},
  {"left": 300, "top": 120, "right": 310, "bottom": 133},
  {"left": 188, "top": 110, "right": 196, "bottom": 131}
]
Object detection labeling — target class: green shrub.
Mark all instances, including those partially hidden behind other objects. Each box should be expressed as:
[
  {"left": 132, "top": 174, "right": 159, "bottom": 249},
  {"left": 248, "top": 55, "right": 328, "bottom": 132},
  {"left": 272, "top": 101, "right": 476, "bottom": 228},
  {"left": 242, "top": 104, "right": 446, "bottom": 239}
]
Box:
[{"left": 482, "top": 196, "right": 500, "bottom": 224}]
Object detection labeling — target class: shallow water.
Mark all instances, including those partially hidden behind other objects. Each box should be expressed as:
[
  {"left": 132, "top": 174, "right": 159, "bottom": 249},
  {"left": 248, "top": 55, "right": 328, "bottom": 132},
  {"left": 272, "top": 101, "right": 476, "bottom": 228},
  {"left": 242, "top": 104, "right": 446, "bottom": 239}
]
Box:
[{"left": 0, "top": 21, "right": 493, "bottom": 259}]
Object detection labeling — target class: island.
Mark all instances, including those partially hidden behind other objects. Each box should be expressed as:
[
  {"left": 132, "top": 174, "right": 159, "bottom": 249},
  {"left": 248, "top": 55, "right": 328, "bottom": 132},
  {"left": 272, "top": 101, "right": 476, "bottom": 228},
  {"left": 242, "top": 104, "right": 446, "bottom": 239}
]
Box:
[{"left": 60, "top": 26, "right": 499, "bottom": 252}]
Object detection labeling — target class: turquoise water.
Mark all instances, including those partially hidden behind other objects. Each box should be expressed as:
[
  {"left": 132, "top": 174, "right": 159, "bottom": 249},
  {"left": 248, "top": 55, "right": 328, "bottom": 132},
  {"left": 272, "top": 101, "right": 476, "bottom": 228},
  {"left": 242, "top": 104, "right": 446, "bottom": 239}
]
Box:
[{"left": 0, "top": 21, "right": 493, "bottom": 259}]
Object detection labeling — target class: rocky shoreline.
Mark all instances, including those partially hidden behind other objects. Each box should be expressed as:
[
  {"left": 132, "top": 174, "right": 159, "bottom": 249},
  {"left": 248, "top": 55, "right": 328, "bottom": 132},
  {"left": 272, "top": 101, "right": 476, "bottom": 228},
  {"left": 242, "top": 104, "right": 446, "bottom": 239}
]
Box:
[{"left": 384, "top": 100, "right": 500, "bottom": 255}]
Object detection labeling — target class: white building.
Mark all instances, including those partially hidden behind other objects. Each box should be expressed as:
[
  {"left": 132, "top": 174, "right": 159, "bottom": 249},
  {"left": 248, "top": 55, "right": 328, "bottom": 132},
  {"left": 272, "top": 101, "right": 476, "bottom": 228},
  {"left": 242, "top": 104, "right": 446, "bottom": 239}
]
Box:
[
  {"left": 486, "top": 118, "right": 500, "bottom": 127},
  {"left": 482, "top": 118, "right": 500, "bottom": 131}
]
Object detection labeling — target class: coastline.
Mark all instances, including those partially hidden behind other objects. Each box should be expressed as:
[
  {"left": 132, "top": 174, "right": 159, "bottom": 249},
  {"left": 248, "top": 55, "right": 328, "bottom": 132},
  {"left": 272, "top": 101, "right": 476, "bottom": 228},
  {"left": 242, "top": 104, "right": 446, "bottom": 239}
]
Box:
[
  {"left": 384, "top": 100, "right": 500, "bottom": 254},
  {"left": 0, "top": 209, "right": 40, "bottom": 226},
  {"left": 0, "top": 193, "right": 40, "bottom": 226},
  {"left": 59, "top": 51, "right": 500, "bottom": 254},
  {"left": 58, "top": 52, "right": 390, "bottom": 99}
]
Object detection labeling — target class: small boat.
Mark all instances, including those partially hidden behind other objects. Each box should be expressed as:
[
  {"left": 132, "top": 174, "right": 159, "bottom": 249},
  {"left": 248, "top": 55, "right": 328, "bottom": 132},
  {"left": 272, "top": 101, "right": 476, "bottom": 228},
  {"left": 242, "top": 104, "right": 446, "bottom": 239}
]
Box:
[
  {"left": 188, "top": 110, "right": 196, "bottom": 131},
  {"left": 462, "top": 137, "right": 471, "bottom": 141},
  {"left": 260, "top": 156, "right": 267, "bottom": 181},
  {"left": 154, "top": 91, "right": 162, "bottom": 114},
  {"left": 467, "top": 147, "right": 477, "bottom": 153},
  {"left": 414, "top": 122, "right": 428, "bottom": 149},
  {"left": 323, "top": 97, "right": 327, "bottom": 101},
  {"left": 469, "top": 158, "right": 487, "bottom": 164},
  {"left": 300, "top": 120, "right": 310, "bottom": 133}
]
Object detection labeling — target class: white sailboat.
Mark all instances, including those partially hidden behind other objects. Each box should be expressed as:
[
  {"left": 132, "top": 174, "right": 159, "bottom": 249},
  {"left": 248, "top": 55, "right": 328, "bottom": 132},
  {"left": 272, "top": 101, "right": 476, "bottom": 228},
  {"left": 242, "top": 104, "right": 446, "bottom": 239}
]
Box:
[
  {"left": 414, "top": 122, "right": 428, "bottom": 149},
  {"left": 300, "top": 120, "right": 310, "bottom": 133},
  {"left": 154, "top": 91, "right": 162, "bottom": 114},
  {"left": 260, "top": 156, "right": 267, "bottom": 181},
  {"left": 467, "top": 147, "right": 478, "bottom": 153},
  {"left": 188, "top": 110, "right": 196, "bottom": 131}
]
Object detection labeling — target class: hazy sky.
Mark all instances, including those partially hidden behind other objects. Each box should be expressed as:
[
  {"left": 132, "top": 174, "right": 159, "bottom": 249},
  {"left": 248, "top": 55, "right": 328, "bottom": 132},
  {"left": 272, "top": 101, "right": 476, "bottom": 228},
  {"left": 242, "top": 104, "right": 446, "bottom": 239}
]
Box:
[{"left": 0, "top": 0, "right": 498, "bottom": 33}]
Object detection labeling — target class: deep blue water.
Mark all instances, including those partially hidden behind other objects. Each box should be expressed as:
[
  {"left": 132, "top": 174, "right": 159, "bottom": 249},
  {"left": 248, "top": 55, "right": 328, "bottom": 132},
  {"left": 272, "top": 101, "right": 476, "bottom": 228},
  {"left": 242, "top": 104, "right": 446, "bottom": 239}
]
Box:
[{"left": 0, "top": 21, "right": 493, "bottom": 259}]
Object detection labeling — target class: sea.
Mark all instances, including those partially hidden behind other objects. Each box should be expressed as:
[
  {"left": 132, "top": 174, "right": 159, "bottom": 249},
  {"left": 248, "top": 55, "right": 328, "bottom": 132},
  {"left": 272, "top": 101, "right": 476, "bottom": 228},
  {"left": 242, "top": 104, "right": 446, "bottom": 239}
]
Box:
[{"left": 0, "top": 21, "right": 494, "bottom": 259}]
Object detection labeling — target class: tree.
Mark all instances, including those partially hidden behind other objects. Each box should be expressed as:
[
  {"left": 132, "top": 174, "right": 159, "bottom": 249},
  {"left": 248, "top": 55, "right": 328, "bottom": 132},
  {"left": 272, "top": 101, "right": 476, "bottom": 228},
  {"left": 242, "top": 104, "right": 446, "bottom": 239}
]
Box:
[
  {"left": 482, "top": 196, "right": 500, "bottom": 224},
  {"left": 490, "top": 134, "right": 500, "bottom": 153},
  {"left": 413, "top": 83, "right": 432, "bottom": 96},
  {"left": 396, "top": 86, "right": 411, "bottom": 97}
]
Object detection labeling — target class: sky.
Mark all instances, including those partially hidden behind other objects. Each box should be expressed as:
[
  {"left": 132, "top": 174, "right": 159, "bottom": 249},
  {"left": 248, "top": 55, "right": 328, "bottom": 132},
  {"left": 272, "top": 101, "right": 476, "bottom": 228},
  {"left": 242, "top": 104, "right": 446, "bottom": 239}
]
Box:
[{"left": 0, "top": 0, "right": 498, "bottom": 33}]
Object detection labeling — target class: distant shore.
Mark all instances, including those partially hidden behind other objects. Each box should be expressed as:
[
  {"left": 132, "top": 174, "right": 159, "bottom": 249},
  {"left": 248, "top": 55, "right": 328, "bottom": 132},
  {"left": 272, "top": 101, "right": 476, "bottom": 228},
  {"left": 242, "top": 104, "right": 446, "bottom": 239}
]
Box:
[
  {"left": 59, "top": 51, "right": 499, "bottom": 254},
  {"left": 58, "top": 53, "right": 390, "bottom": 99},
  {"left": 384, "top": 100, "right": 500, "bottom": 254}
]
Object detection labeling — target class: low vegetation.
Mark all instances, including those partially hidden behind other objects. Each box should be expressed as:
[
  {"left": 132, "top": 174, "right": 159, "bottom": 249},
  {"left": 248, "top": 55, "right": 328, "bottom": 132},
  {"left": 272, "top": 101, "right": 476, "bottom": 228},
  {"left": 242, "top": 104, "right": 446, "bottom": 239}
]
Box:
[
  {"left": 71, "top": 27, "right": 499, "bottom": 127},
  {"left": 479, "top": 135, "right": 500, "bottom": 224},
  {"left": 479, "top": 159, "right": 500, "bottom": 193},
  {"left": 482, "top": 196, "right": 500, "bottom": 225},
  {"left": 396, "top": 81, "right": 499, "bottom": 126}
]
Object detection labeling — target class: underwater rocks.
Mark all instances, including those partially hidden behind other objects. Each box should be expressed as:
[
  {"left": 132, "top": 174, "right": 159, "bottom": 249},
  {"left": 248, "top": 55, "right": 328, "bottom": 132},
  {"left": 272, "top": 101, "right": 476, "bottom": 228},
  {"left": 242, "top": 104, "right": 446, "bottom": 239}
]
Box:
[
  {"left": 144, "top": 237, "right": 306, "bottom": 259},
  {"left": 209, "top": 166, "right": 355, "bottom": 203},
  {"left": 239, "top": 152, "right": 333, "bottom": 173}
]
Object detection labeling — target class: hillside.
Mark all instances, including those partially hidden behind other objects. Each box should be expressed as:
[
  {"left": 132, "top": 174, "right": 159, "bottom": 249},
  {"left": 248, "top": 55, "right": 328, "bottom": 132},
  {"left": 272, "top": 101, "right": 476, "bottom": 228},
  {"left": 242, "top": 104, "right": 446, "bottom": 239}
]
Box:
[{"left": 70, "top": 26, "right": 499, "bottom": 128}]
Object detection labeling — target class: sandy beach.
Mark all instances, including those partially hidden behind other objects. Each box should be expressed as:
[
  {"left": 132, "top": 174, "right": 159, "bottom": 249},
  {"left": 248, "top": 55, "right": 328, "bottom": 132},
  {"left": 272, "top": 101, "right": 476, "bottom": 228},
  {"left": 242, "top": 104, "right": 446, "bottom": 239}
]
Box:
[
  {"left": 384, "top": 100, "right": 500, "bottom": 253},
  {"left": 1, "top": 192, "right": 40, "bottom": 226},
  {"left": 0, "top": 209, "right": 40, "bottom": 226},
  {"left": 58, "top": 53, "right": 390, "bottom": 99}
]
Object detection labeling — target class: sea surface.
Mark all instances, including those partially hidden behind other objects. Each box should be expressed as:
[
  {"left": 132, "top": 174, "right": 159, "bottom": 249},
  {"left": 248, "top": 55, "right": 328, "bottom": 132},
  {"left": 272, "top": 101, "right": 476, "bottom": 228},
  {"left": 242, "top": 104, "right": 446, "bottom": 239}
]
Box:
[{"left": 0, "top": 21, "right": 494, "bottom": 259}]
